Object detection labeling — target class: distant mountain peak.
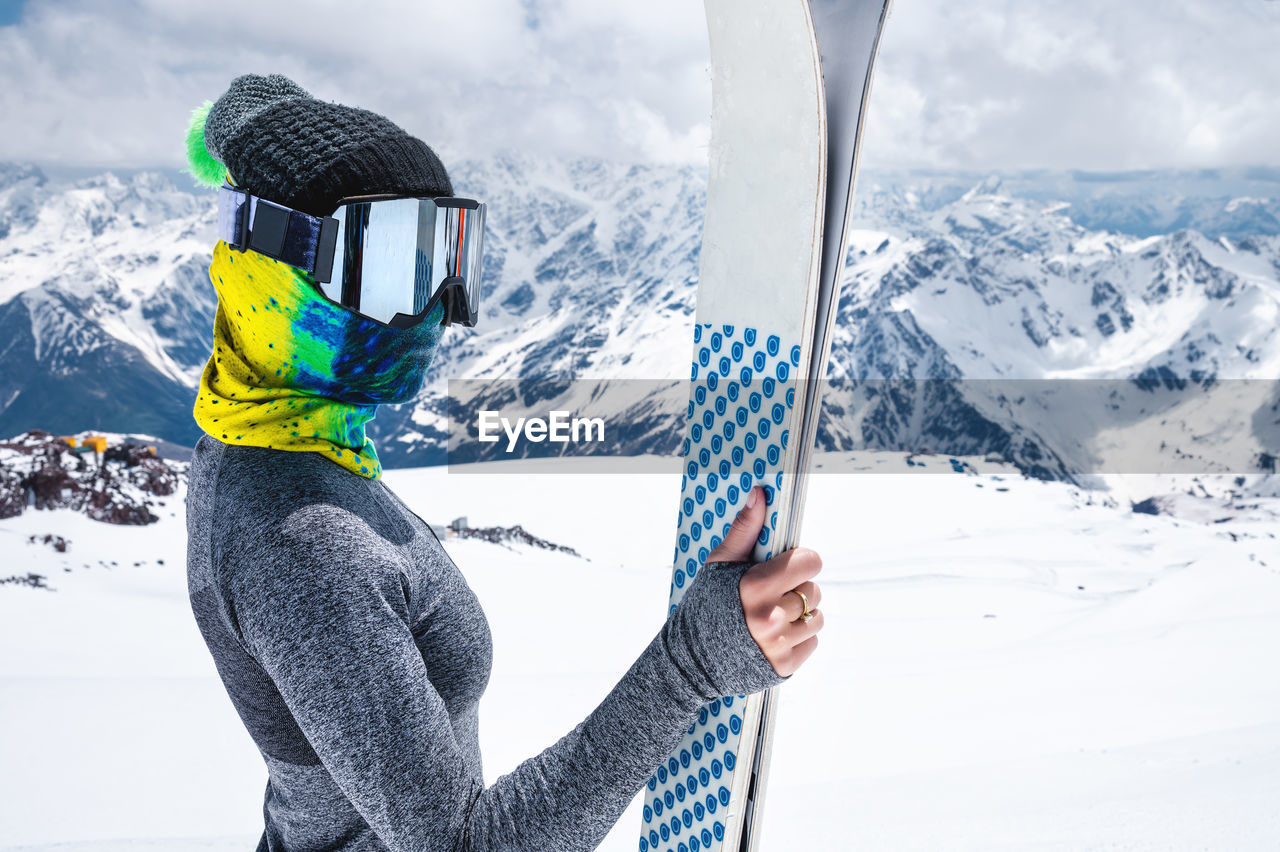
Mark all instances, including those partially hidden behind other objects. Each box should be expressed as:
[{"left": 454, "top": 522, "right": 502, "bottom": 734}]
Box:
[
  {"left": 0, "top": 159, "right": 1277, "bottom": 478},
  {"left": 962, "top": 173, "right": 1004, "bottom": 200},
  {"left": 0, "top": 162, "right": 46, "bottom": 191}
]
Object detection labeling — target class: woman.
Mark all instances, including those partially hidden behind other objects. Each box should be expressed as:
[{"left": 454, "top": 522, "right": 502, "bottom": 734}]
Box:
[{"left": 184, "top": 74, "right": 825, "bottom": 851}]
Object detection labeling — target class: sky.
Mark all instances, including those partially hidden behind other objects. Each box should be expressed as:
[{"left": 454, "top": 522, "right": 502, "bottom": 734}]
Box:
[{"left": 0, "top": 0, "right": 1278, "bottom": 172}]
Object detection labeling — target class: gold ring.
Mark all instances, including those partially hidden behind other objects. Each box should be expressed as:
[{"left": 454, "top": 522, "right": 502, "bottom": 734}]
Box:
[{"left": 788, "top": 588, "right": 813, "bottom": 623}]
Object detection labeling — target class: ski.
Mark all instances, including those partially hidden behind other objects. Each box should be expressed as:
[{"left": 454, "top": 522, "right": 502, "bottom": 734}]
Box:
[{"left": 638, "top": 3, "right": 892, "bottom": 852}]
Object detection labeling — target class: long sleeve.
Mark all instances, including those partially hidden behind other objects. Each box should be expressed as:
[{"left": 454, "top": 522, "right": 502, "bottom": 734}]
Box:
[{"left": 222, "top": 508, "right": 783, "bottom": 852}]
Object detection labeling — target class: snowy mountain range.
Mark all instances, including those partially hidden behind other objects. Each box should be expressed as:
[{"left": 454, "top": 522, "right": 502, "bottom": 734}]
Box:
[{"left": 1, "top": 157, "right": 1277, "bottom": 478}]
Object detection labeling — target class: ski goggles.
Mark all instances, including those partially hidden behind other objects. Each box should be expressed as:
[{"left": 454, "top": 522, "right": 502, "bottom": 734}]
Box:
[{"left": 218, "top": 184, "right": 486, "bottom": 328}]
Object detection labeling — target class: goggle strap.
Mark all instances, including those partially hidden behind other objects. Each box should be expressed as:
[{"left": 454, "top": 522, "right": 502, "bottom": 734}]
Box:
[{"left": 217, "top": 185, "right": 340, "bottom": 284}]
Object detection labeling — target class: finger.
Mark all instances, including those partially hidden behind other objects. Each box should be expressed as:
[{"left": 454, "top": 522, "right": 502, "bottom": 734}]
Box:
[
  {"left": 706, "top": 486, "right": 765, "bottom": 564},
  {"left": 785, "top": 634, "right": 820, "bottom": 674},
  {"left": 762, "top": 547, "right": 823, "bottom": 596},
  {"left": 787, "top": 608, "right": 824, "bottom": 643},
  {"left": 778, "top": 588, "right": 806, "bottom": 623},
  {"left": 779, "top": 581, "right": 821, "bottom": 622}
]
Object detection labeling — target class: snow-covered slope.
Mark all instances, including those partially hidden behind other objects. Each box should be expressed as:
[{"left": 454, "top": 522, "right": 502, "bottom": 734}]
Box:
[
  {"left": 2, "top": 459, "right": 1277, "bottom": 850},
  {"left": 822, "top": 179, "right": 1280, "bottom": 478},
  {"left": 0, "top": 160, "right": 1276, "bottom": 478},
  {"left": 0, "top": 164, "right": 216, "bottom": 443}
]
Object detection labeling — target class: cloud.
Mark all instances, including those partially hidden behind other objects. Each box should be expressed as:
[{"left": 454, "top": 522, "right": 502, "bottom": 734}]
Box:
[
  {"left": 860, "top": 0, "right": 1280, "bottom": 170},
  {"left": 0, "top": 0, "right": 1277, "bottom": 172}
]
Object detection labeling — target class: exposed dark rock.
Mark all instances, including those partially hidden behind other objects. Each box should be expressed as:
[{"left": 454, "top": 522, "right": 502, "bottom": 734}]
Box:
[
  {"left": 0, "top": 463, "right": 24, "bottom": 519},
  {"left": 1131, "top": 498, "right": 1162, "bottom": 515},
  {"left": 454, "top": 524, "right": 580, "bottom": 557},
  {"left": 28, "top": 533, "right": 69, "bottom": 553},
  {"left": 0, "top": 572, "right": 50, "bottom": 590},
  {"left": 0, "top": 430, "right": 185, "bottom": 525}
]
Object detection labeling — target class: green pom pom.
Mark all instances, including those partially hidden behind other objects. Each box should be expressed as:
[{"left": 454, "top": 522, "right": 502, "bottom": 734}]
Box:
[{"left": 184, "top": 100, "right": 225, "bottom": 188}]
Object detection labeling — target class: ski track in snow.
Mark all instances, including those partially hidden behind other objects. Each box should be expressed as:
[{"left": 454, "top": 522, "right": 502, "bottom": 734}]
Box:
[{"left": 1, "top": 457, "right": 1278, "bottom": 850}]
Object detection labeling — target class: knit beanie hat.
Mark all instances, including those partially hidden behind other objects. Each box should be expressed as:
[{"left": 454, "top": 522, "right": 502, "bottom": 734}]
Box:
[{"left": 184, "top": 73, "right": 452, "bottom": 216}]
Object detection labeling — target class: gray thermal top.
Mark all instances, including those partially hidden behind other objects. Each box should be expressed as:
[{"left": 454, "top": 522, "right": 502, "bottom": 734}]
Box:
[{"left": 185, "top": 435, "right": 785, "bottom": 851}]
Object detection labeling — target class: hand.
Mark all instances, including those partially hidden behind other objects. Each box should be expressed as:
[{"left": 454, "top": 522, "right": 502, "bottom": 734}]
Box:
[{"left": 706, "top": 486, "right": 824, "bottom": 678}]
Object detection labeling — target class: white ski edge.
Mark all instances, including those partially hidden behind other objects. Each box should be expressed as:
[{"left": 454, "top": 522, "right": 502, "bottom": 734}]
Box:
[
  {"left": 741, "top": 4, "right": 894, "bottom": 851},
  {"left": 719, "top": 692, "right": 764, "bottom": 851},
  {"left": 787, "top": 0, "right": 895, "bottom": 552}
]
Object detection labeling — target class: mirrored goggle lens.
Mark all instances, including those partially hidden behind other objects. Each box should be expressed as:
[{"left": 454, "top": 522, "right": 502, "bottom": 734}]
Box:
[
  {"left": 443, "top": 202, "right": 485, "bottom": 326},
  {"left": 322, "top": 197, "right": 484, "bottom": 328},
  {"left": 468, "top": 204, "right": 485, "bottom": 319}
]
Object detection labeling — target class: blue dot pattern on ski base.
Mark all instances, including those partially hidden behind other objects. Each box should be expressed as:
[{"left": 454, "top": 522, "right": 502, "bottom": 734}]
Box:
[{"left": 639, "top": 323, "right": 799, "bottom": 852}]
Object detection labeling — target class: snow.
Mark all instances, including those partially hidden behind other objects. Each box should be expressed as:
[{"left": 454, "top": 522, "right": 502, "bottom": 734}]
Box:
[
  {"left": 2, "top": 458, "right": 1278, "bottom": 850},
  {"left": 874, "top": 201, "right": 1280, "bottom": 383},
  {"left": 5, "top": 162, "right": 1277, "bottom": 477},
  {"left": 0, "top": 169, "right": 217, "bottom": 393},
  {"left": 1225, "top": 197, "right": 1267, "bottom": 214}
]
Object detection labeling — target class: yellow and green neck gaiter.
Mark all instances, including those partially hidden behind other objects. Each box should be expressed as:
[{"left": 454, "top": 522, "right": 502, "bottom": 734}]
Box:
[{"left": 194, "top": 241, "right": 446, "bottom": 479}]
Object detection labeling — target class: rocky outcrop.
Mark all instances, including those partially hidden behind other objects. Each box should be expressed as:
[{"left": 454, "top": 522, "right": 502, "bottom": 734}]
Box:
[
  {"left": 27, "top": 533, "right": 69, "bottom": 552},
  {"left": 0, "top": 572, "right": 49, "bottom": 589},
  {"left": 454, "top": 523, "right": 581, "bottom": 557},
  {"left": 0, "top": 430, "right": 184, "bottom": 525}
]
